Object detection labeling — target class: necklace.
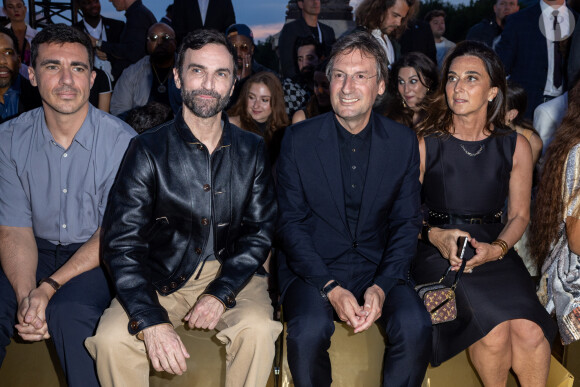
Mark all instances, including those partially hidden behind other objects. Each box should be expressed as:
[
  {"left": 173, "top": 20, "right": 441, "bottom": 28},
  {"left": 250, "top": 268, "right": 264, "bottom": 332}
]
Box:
[
  {"left": 460, "top": 144, "right": 485, "bottom": 157},
  {"left": 152, "top": 65, "right": 170, "bottom": 93}
]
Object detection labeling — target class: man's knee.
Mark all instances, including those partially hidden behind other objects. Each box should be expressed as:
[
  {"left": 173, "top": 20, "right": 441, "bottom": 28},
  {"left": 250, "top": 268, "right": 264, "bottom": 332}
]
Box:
[
  {"left": 286, "top": 314, "right": 334, "bottom": 352},
  {"left": 384, "top": 300, "right": 432, "bottom": 348}
]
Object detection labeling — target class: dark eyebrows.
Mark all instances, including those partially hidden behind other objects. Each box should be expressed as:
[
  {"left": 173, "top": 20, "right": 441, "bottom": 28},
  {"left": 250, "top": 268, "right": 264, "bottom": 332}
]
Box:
[
  {"left": 187, "top": 63, "right": 232, "bottom": 74},
  {"left": 71, "top": 61, "right": 89, "bottom": 69},
  {"left": 38, "top": 59, "right": 89, "bottom": 70},
  {"left": 39, "top": 59, "right": 61, "bottom": 67}
]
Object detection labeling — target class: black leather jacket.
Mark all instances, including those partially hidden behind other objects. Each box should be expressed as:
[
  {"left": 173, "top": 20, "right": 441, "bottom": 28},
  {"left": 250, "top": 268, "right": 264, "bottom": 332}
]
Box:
[{"left": 102, "top": 111, "right": 276, "bottom": 335}]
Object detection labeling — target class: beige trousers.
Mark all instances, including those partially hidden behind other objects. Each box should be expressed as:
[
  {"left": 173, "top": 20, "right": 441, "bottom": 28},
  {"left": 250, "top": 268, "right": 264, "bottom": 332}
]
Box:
[{"left": 85, "top": 260, "right": 282, "bottom": 387}]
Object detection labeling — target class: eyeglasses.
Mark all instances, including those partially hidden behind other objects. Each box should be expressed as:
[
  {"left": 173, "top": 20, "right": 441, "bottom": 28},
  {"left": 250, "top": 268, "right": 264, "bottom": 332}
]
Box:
[
  {"left": 147, "top": 33, "right": 175, "bottom": 42},
  {"left": 329, "top": 70, "right": 379, "bottom": 85},
  {"left": 231, "top": 43, "right": 251, "bottom": 53}
]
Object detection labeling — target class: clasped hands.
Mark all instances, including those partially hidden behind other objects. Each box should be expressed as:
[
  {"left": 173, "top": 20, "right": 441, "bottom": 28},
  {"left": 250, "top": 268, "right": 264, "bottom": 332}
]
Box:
[
  {"left": 15, "top": 282, "right": 56, "bottom": 341},
  {"left": 327, "top": 284, "right": 385, "bottom": 334},
  {"left": 143, "top": 295, "right": 225, "bottom": 375},
  {"left": 428, "top": 228, "right": 504, "bottom": 272}
]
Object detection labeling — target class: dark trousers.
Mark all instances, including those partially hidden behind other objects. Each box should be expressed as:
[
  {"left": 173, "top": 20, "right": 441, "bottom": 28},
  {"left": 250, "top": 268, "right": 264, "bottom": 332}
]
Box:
[
  {"left": 283, "top": 258, "right": 432, "bottom": 387},
  {"left": 0, "top": 238, "right": 112, "bottom": 387}
]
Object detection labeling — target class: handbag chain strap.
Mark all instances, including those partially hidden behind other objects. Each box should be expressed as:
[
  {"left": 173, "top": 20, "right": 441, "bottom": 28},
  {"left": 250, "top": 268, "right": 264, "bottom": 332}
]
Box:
[{"left": 437, "top": 256, "right": 468, "bottom": 290}]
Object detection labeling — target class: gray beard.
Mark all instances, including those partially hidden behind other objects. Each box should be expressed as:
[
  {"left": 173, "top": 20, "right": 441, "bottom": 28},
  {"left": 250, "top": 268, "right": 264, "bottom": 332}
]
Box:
[{"left": 182, "top": 88, "right": 230, "bottom": 118}]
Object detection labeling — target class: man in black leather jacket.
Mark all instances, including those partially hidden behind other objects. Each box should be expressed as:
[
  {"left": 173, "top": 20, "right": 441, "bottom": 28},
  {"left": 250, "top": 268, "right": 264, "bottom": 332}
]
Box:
[{"left": 85, "top": 29, "right": 282, "bottom": 387}]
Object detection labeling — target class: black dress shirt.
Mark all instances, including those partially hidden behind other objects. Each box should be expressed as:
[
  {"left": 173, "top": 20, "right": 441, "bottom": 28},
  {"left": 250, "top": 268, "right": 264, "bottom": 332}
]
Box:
[{"left": 335, "top": 116, "right": 372, "bottom": 236}]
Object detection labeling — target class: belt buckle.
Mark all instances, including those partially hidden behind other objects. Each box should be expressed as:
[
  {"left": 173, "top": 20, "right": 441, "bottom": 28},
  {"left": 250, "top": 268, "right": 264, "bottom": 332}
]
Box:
[{"left": 469, "top": 217, "right": 482, "bottom": 224}]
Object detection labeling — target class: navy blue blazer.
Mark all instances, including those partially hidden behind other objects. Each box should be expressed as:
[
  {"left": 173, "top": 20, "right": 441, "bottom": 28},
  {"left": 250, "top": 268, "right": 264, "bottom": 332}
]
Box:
[
  {"left": 276, "top": 112, "right": 422, "bottom": 299},
  {"left": 496, "top": 4, "right": 577, "bottom": 117}
]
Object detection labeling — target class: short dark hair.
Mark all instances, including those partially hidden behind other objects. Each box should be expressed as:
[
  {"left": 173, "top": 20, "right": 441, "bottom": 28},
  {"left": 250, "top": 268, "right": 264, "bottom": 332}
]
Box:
[
  {"left": 295, "top": 36, "right": 324, "bottom": 59},
  {"left": 0, "top": 26, "right": 19, "bottom": 53},
  {"left": 294, "top": 35, "right": 324, "bottom": 69},
  {"left": 176, "top": 29, "right": 236, "bottom": 82},
  {"left": 31, "top": 24, "right": 94, "bottom": 70},
  {"left": 424, "top": 9, "right": 446, "bottom": 22},
  {"left": 125, "top": 102, "right": 173, "bottom": 134}
]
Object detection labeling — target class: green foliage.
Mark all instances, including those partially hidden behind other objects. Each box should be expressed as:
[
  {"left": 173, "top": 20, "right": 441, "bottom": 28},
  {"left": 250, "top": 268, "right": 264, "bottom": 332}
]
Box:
[{"left": 420, "top": 0, "right": 496, "bottom": 42}]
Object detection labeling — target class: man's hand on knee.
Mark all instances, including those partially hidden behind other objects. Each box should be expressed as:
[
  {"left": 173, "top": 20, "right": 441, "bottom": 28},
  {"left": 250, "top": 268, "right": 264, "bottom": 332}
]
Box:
[
  {"left": 327, "top": 287, "right": 364, "bottom": 330},
  {"left": 184, "top": 295, "right": 225, "bottom": 330},
  {"left": 354, "top": 284, "right": 385, "bottom": 333},
  {"left": 143, "top": 323, "right": 190, "bottom": 375}
]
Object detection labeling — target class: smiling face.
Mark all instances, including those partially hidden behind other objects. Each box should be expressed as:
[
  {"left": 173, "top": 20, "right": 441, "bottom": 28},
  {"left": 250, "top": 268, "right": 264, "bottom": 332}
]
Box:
[
  {"left": 4, "top": 0, "right": 26, "bottom": 23},
  {"left": 398, "top": 66, "right": 428, "bottom": 110},
  {"left": 329, "top": 48, "right": 385, "bottom": 133},
  {"left": 381, "top": 0, "right": 410, "bottom": 36},
  {"left": 29, "top": 42, "right": 95, "bottom": 117},
  {"left": 445, "top": 55, "right": 498, "bottom": 118},
  {"left": 175, "top": 43, "right": 235, "bottom": 119},
  {"left": 246, "top": 82, "right": 272, "bottom": 123},
  {"left": 0, "top": 32, "right": 19, "bottom": 90}
]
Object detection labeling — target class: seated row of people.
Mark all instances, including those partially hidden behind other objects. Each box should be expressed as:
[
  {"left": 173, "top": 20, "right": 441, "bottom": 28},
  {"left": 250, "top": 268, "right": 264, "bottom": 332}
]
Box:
[{"left": 0, "top": 12, "right": 579, "bottom": 387}]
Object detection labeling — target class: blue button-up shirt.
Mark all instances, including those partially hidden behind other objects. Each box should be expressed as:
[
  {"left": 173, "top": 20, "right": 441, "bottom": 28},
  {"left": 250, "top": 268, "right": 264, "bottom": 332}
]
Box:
[
  {"left": 0, "top": 75, "right": 22, "bottom": 121},
  {"left": 0, "top": 105, "right": 136, "bottom": 244}
]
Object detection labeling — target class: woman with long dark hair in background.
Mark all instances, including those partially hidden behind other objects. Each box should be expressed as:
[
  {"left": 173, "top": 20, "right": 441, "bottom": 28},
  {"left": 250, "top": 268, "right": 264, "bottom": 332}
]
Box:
[
  {"left": 531, "top": 79, "right": 580, "bottom": 345},
  {"left": 384, "top": 52, "right": 438, "bottom": 129}
]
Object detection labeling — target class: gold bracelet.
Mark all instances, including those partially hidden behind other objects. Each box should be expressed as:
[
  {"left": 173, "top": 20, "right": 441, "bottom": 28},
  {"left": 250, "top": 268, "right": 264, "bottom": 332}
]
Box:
[{"left": 491, "top": 239, "right": 508, "bottom": 260}]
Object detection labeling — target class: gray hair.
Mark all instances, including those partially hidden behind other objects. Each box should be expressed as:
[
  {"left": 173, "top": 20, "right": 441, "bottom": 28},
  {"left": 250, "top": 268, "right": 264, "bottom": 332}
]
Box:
[{"left": 325, "top": 30, "right": 388, "bottom": 86}]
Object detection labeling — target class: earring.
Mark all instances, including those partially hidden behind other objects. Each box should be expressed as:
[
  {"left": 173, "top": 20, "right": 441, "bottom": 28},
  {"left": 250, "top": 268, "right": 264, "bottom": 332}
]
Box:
[
  {"left": 488, "top": 98, "right": 493, "bottom": 102},
  {"left": 402, "top": 98, "right": 407, "bottom": 108}
]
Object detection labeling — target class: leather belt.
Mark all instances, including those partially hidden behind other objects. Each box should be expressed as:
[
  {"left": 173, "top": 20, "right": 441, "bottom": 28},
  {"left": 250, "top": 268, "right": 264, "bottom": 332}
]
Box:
[{"left": 428, "top": 209, "right": 503, "bottom": 225}]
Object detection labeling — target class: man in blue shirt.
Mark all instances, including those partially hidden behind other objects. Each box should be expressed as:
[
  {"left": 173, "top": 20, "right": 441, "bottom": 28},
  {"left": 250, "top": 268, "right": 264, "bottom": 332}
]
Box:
[
  {"left": 0, "top": 24, "right": 135, "bottom": 386},
  {"left": 0, "top": 26, "right": 40, "bottom": 122}
]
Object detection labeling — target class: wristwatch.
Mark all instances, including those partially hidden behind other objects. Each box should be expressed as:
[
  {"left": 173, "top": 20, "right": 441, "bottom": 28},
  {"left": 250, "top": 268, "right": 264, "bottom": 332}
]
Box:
[
  {"left": 96, "top": 39, "right": 102, "bottom": 49},
  {"left": 320, "top": 280, "right": 341, "bottom": 300}
]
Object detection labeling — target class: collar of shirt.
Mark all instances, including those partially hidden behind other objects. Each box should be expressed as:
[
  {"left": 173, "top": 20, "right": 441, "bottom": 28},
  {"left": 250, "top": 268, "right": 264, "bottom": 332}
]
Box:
[
  {"left": 83, "top": 18, "right": 105, "bottom": 40},
  {"left": 175, "top": 108, "right": 232, "bottom": 149},
  {"left": 0, "top": 75, "right": 21, "bottom": 119},
  {"left": 540, "top": 1, "right": 571, "bottom": 39},
  {"left": 36, "top": 105, "right": 96, "bottom": 151},
  {"left": 334, "top": 113, "right": 373, "bottom": 144}
]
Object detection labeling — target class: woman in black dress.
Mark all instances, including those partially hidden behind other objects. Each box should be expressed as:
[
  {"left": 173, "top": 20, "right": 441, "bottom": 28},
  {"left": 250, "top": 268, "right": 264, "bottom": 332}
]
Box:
[{"left": 412, "top": 41, "right": 556, "bottom": 386}]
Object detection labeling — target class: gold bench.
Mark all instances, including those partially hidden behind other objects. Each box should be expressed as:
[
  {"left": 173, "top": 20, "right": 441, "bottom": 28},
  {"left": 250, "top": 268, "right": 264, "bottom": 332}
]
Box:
[{"left": 0, "top": 323, "right": 575, "bottom": 386}]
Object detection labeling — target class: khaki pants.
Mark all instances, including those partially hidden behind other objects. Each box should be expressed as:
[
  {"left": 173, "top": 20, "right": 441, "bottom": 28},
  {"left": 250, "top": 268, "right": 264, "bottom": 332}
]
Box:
[{"left": 85, "top": 260, "right": 282, "bottom": 387}]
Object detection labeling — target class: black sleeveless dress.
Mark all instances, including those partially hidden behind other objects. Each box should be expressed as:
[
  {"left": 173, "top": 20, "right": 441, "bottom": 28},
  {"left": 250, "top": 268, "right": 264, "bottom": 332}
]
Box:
[{"left": 412, "top": 130, "right": 557, "bottom": 366}]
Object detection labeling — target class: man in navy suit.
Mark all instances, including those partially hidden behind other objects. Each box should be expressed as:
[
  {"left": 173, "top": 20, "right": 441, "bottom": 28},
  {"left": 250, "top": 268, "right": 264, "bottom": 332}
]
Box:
[
  {"left": 276, "top": 30, "right": 431, "bottom": 387},
  {"left": 496, "top": 0, "right": 577, "bottom": 119}
]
